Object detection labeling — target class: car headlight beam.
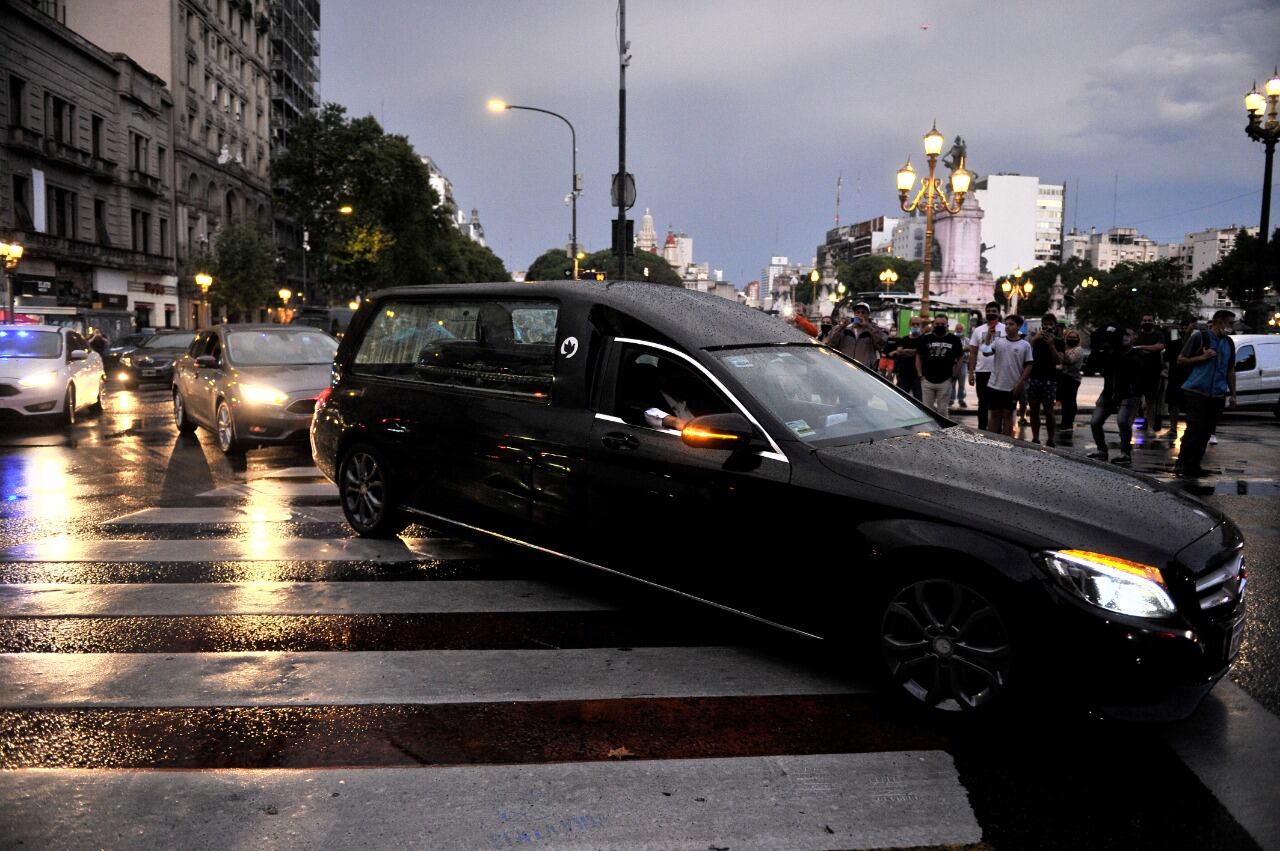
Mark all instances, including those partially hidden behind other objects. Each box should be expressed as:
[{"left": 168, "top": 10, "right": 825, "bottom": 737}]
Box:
[
  {"left": 1043, "top": 549, "right": 1177, "bottom": 618},
  {"left": 18, "top": 371, "right": 58, "bottom": 389},
  {"left": 240, "top": 384, "right": 289, "bottom": 405}
]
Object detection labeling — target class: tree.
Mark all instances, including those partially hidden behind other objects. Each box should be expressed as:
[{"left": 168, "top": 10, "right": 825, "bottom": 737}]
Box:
[
  {"left": 1073, "top": 259, "right": 1201, "bottom": 331},
  {"left": 1194, "top": 228, "right": 1279, "bottom": 330},
  {"left": 210, "top": 224, "right": 276, "bottom": 320},
  {"left": 525, "top": 247, "right": 681, "bottom": 285},
  {"left": 993, "top": 256, "right": 1100, "bottom": 318},
  {"left": 273, "top": 103, "right": 508, "bottom": 302}
]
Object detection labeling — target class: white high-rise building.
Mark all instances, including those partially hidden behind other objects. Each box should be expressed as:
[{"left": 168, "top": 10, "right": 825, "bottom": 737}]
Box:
[
  {"left": 891, "top": 212, "right": 927, "bottom": 262},
  {"left": 1061, "top": 227, "right": 1159, "bottom": 271},
  {"left": 973, "top": 174, "right": 1063, "bottom": 276}
]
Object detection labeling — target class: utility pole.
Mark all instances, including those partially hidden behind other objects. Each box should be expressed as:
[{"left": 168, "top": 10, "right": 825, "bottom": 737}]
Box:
[{"left": 614, "top": 0, "right": 632, "bottom": 280}]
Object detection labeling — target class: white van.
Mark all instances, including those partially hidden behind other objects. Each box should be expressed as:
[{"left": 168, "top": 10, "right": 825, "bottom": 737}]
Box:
[{"left": 1231, "top": 333, "right": 1280, "bottom": 417}]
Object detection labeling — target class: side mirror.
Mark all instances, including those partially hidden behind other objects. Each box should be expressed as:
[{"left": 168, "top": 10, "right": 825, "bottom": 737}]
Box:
[
  {"left": 681, "top": 412, "right": 757, "bottom": 451},
  {"left": 195, "top": 355, "right": 218, "bottom": 369},
  {"left": 69, "top": 349, "right": 89, "bottom": 361}
]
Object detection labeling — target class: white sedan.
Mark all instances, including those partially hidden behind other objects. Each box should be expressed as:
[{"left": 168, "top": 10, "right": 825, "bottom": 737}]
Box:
[{"left": 0, "top": 325, "right": 105, "bottom": 427}]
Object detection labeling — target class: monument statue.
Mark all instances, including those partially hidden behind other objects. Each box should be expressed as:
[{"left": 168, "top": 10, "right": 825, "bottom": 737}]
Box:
[
  {"left": 979, "top": 242, "right": 995, "bottom": 274},
  {"left": 942, "top": 136, "right": 967, "bottom": 173}
]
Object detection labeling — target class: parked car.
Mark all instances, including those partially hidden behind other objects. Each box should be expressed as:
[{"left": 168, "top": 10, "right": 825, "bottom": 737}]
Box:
[
  {"left": 103, "top": 332, "right": 154, "bottom": 372},
  {"left": 0, "top": 324, "right": 105, "bottom": 426},
  {"left": 172, "top": 324, "right": 338, "bottom": 454},
  {"left": 1228, "top": 333, "right": 1280, "bottom": 417},
  {"left": 291, "top": 306, "right": 355, "bottom": 337},
  {"left": 311, "top": 282, "right": 1246, "bottom": 720},
  {"left": 117, "top": 331, "right": 195, "bottom": 387}
]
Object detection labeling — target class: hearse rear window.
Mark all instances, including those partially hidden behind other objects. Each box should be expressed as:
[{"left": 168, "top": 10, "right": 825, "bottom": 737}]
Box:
[{"left": 353, "top": 300, "right": 558, "bottom": 399}]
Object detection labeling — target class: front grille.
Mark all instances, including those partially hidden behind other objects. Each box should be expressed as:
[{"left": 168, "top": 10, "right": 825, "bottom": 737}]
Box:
[
  {"left": 0, "top": 383, "right": 19, "bottom": 397},
  {"left": 1193, "top": 552, "right": 1245, "bottom": 612},
  {"left": 286, "top": 398, "right": 317, "bottom": 414}
]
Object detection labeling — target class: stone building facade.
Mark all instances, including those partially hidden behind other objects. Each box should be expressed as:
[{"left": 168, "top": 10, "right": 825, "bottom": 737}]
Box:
[{"left": 1, "top": 1, "right": 178, "bottom": 338}]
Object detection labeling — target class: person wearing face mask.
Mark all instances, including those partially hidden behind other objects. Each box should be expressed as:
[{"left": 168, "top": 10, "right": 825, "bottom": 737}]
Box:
[
  {"left": 1175, "top": 310, "right": 1237, "bottom": 477},
  {"left": 885, "top": 317, "right": 925, "bottom": 399},
  {"left": 967, "top": 303, "right": 1003, "bottom": 430},
  {"left": 1132, "top": 313, "right": 1166, "bottom": 431},
  {"left": 985, "top": 314, "right": 1034, "bottom": 436},
  {"left": 1026, "top": 314, "right": 1063, "bottom": 446},
  {"left": 1058, "top": 330, "right": 1085, "bottom": 431},
  {"left": 1088, "top": 327, "right": 1143, "bottom": 466},
  {"left": 916, "top": 315, "right": 965, "bottom": 415}
]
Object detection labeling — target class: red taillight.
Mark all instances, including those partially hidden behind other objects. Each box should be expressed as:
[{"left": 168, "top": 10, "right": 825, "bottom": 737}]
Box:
[{"left": 314, "top": 386, "right": 333, "bottom": 411}]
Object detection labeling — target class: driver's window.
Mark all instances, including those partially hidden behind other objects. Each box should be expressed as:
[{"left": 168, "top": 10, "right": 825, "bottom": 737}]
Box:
[
  {"left": 612, "top": 345, "right": 730, "bottom": 430},
  {"left": 1235, "top": 344, "right": 1255, "bottom": 372},
  {"left": 207, "top": 336, "right": 223, "bottom": 366}
]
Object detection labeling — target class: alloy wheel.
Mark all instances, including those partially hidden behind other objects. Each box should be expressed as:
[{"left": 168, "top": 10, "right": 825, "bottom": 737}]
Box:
[
  {"left": 880, "top": 578, "right": 1012, "bottom": 712},
  {"left": 342, "top": 451, "right": 387, "bottom": 529},
  {"left": 63, "top": 385, "right": 76, "bottom": 427},
  {"left": 216, "top": 402, "right": 235, "bottom": 452}
]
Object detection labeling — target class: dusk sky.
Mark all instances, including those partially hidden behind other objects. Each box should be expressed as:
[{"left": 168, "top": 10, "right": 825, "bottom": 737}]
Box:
[{"left": 321, "top": 0, "right": 1279, "bottom": 284}]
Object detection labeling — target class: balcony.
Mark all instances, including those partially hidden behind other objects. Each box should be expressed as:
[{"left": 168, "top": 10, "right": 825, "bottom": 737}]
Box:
[
  {"left": 19, "top": 231, "right": 175, "bottom": 274},
  {"left": 126, "top": 169, "right": 163, "bottom": 196},
  {"left": 3, "top": 125, "right": 43, "bottom": 154}
]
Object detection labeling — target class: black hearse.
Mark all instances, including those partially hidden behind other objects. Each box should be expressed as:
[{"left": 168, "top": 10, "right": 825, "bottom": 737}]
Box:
[{"left": 311, "top": 281, "right": 1245, "bottom": 719}]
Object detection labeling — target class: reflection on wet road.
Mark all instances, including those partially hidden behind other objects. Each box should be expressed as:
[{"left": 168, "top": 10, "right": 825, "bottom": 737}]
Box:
[{"left": 0, "top": 382, "right": 1277, "bottom": 851}]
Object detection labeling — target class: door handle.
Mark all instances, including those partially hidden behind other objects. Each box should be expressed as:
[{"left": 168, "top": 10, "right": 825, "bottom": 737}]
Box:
[{"left": 601, "top": 431, "right": 640, "bottom": 451}]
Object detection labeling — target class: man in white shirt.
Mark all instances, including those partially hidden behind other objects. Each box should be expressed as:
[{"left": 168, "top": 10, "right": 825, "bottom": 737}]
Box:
[
  {"left": 985, "top": 314, "right": 1034, "bottom": 437},
  {"left": 967, "top": 304, "right": 1003, "bottom": 430}
]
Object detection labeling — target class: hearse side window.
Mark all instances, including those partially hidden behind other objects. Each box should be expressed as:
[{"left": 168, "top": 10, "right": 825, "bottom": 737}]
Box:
[
  {"left": 609, "top": 344, "right": 732, "bottom": 430},
  {"left": 353, "top": 299, "right": 558, "bottom": 400}
]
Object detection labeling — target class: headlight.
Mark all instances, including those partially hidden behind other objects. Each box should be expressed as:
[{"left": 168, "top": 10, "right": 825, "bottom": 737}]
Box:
[
  {"left": 19, "top": 371, "right": 58, "bottom": 389},
  {"left": 1043, "top": 549, "right": 1176, "bottom": 618},
  {"left": 240, "top": 384, "right": 289, "bottom": 405},
  {"left": 120, "top": 355, "right": 133, "bottom": 366}
]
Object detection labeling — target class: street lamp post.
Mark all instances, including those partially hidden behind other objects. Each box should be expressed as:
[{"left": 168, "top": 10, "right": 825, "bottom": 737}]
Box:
[
  {"left": 1244, "top": 71, "right": 1280, "bottom": 250},
  {"left": 301, "top": 205, "right": 352, "bottom": 306},
  {"left": 1001, "top": 265, "right": 1033, "bottom": 315},
  {"left": 194, "top": 271, "right": 213, "bottom": 329},
  {"left": 896, "top": 124, "right": 972, "bottom": 318},
  {"left": 0, "top": 240, "right": 25, "bottom": 322},
  {"left": 488, "top": 99, "right": 581, "bottom": 279},
  {"left": 278, "top": 287, "right": 292, "bottom": 322},
  {"left": 879, "top": 267, "right": 900, "bottom": 289}
]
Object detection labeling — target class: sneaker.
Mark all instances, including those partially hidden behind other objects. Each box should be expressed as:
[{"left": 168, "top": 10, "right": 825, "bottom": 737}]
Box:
[
  {"left": 1209, "top": 434, "right": 1218, "bottom": 445},
  {"left": 1111, "top": 454, "right": 1132, "bottom": 467},
  {"left": 1087, "top": 451, "right": 1109, "bottom": 461}
]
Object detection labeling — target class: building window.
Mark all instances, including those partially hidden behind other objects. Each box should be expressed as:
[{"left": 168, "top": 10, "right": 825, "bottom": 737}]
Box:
[
  {"left": 157, "top": 146, "right": 167, "bottom": 182},
  {"left": 8, "top": 76, "right": 25, "bottom": 128},
  {"left": 44, "top": 93, "right": 75, "bottom": 145},
  {"left": 129, "top": 132, "right": 149, "bottom": 172},
  {"left": 12, "top": 174, "right": 33, "bottom": 229},
  {"left": 159, "top": 218, "right": 169, "bottom": 256},
  {"left": 131, "top": 209, "right": 151, "bottom": 253},
  {"left": 187, "top": 59, "right": 196, "bottom": 85},
  {"left": 94, "top": 199, "right": 110, "bottom": 245},
  {"left": 91, "top": 115, "right": 104, "bottom": 158},
  {"left": 48, "top": 185, "right": 77, "bottom": 239}
]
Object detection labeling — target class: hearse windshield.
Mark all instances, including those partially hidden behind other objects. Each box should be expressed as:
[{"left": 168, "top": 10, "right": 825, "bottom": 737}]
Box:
[{"left": 712, "top": 345, "right": 936, "bottom": 444}]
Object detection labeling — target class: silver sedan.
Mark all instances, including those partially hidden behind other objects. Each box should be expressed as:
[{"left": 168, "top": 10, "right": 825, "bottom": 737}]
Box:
[{"left": 171, "top": 324, "right": 338, "bottom": 454}]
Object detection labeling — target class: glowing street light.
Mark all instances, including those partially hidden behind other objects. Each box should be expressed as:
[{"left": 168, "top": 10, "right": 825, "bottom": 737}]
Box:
[
  {"left": 0, "top": 240, "right": 24, "bottom": 321},
  {"left": 194, "top": 271, "right": 213, "bottom": 328},
  {"left": 879, "top": 267, "right": 900, "bottom": 287},
  {"left": 896, "top": 122, "right": 971, "bottom": 317},
  {"left": 1001, "top": 265, "right": 1033, "bottom": 314}
]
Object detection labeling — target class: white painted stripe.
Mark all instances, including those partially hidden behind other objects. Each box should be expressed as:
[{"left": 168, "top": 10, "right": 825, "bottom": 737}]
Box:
[
  {"left": 0, "top": 647, "right": 869, "bottom": 707},
  {"left": 0, "top": 536, "right": 501, "bottom": 563},
  {"left": 197, "top": 481, "right": 337, "bottom": 499},
  {"left": 250, "top": 466, "right": 324, "bottom": 480},
  {"left": 106, "top": 506, "right": 345, "bottom": 525},
  {"left": 1164, "top": 681, "right": 1280, "bottom": 851},
  {"left": 0, "top": 580, "right": 616, "bottom": 616},
  {"left": 0, "top": 752, "right": 981, "bottom": 851}
]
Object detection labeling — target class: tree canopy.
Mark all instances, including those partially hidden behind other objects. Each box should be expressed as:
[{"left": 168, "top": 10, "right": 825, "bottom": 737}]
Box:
[
  {"left": 210, "top": 224, "right": 277, "bottom": 320},
  {"left": 813, "top": 255, "right": 922, "bottom": 309},
  {"left": 272, "top": 103, "right": 509, "bottom": 302},
  {"left": 525, "top": 247, "right": 682, "bottom": 285},
  {"left": 1193, "top": 228, "right": 1279, "bottom": 329},
  {"left": 1073, "top": 258, "right": 1201, "bottom": 330}
]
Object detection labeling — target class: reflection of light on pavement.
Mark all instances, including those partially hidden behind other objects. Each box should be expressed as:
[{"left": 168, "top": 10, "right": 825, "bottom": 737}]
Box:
[
  {"left": 238, "top": 487, "right": 289, "bottom": 560},
  {"left": 23, "top": 452, "right": 74, "bottom": 523},
  {"left": 113, "top": 391, "right": 135, "bottom": 412},
  {"left": 37, "top": 534, "right": 75, "bottom": 560}
]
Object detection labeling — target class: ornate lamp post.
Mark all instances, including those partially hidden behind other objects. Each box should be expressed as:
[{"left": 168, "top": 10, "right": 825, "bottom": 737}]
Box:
[
  {"left": 278, "top": 287, "right": 292, "bottom": 322},
  {"left": 194, "top": 271, "right": 213, "bottom": 329},
  {"left": 1244, "top": 71, "right": 1280, "bottom": 249},
  {"left": 0, "top": 240, "right": 25, "bottom": 322},
  {"left": 1080, "top": 275, "right": 1099, "bottom": 290},
  {"left": 879, "top": 267, "right": 900, "bottom": 288},
  {"left": 896, "top": 123, "right": 972, "bottom": 318},
  {"left": 1001, "top": 265, "right": 1033, "bottom": 315},
  {"left": 489, "top": 98, "right": 581, "bottom": 279}
]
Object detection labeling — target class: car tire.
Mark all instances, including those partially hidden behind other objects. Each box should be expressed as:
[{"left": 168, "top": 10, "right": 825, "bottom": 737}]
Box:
[
  {"left": 877, "top": 572, "right": 1016, "bottom": 715},
  {"left": 173, "top": 389, "right": 197, "bottom": 435},
  {"left": 60, "top": 385, "right": 76, "bottom": 428},
  {"left": 338, "top": 444, "right": 410, "bottom": 538},
  {"left": 215, "top": 399, "right": 246, "bottom": 455}
]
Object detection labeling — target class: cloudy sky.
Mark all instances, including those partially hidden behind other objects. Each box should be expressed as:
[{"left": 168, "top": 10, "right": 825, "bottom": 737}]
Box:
[{"left": 321, "top": 0, "right": 1278, "bottom": 284}]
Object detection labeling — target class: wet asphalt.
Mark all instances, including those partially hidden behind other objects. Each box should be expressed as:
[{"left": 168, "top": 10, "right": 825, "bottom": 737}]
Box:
[{"left": 0, "top": 380, "right": 1277, "bottom": 851}]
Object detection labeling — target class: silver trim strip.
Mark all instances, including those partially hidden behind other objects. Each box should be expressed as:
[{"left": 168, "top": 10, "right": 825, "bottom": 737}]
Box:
[
  {"left": 611, "top": 337, "right": 788, "bottom": 459},
  {"left": 400, "top": 505, "right": 822, "bottom": 641}
]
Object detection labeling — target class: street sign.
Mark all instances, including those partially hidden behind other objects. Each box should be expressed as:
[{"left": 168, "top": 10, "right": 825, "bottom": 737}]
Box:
[
  {"left": 610, "top": 172, "right": 636, "bottom": 209},
  {"left": 612, "top": 219, "right": 634, "bottom": 256}
]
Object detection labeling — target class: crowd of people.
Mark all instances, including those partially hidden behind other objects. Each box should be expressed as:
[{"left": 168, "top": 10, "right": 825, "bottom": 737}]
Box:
[{"left": 801, "top": 300, "right": 1238, "bottom": 479}]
